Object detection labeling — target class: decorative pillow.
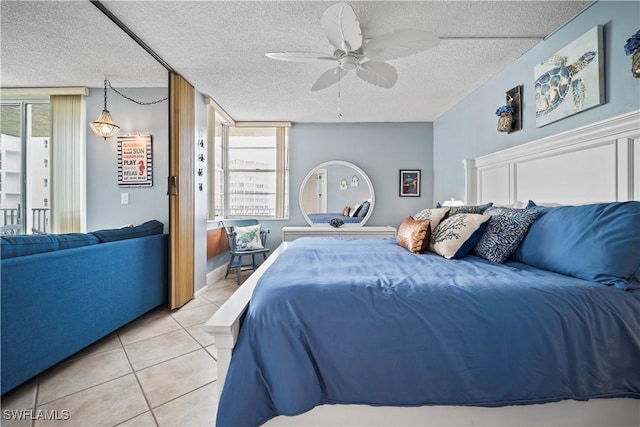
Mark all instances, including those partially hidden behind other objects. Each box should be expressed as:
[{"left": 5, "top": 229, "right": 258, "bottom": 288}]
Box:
[
  {"left": 414, "top": 207, "right": 450, "bottom": 230},
  {"left": 428, "top": 213, "right": 490, "bottom": 259},
  {"left": 483, "top": 206, "right": 520, "bottom": 216},
  {"left": 513, "top": 201, "right": 640, "bottom": 290},
  {"left": 448, "top": 202, "right": 494, "bottom": 216},
  {"left": 473, "top": 209, "right": 539, "bottom": 263},
  {"left": 342, "top": 206, "right": 351, "bottom": 216},
  {"left": 351, "top": 204, "right": 361, "bottom": 217},
  {"left": 396, "top": 216, "right": 430, "bottom": 254},
  {"left": 90, "top": 220, "right": 164, "bottom": 243},
  {"left": 235, "top": 224, "right": 263, "bottom": 250},
  {"left": 358, "top": 201, "right": 370, "bottom": 218}
]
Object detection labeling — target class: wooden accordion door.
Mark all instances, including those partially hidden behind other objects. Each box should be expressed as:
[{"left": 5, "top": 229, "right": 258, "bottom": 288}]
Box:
[{"left": 168, "top": 73, "right": 195, "bottom": 309}]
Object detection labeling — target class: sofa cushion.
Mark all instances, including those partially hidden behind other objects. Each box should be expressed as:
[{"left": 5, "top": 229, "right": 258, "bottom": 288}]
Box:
[
  {"left": 1, "top": 233, "right": 99, "bottom": 259},
  {"left": 513, "top": 201, "right": 640, "bottom": 290},
  {"left": 90, "top": 220, "right": 164, "bottom": 243}
]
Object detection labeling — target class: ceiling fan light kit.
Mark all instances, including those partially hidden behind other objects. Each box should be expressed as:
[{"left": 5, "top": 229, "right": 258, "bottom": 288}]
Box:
[{"left": 265, "top": 2, "right": 440, "bottom": 92}]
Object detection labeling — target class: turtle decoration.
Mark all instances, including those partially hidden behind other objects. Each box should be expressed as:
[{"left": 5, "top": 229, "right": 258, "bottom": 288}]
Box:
[{"left": 535, "top": 51, "right": 597, "bottom": 117}]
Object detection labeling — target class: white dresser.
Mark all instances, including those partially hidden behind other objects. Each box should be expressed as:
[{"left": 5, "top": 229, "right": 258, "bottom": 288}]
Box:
[{"left": 282, "top": 226, "right": 397, "bottom": 242}]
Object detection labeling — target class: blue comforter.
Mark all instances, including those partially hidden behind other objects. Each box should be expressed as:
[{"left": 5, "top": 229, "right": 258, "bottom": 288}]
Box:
[{"left": 217, "top": 238, "right": 640, "bottom": 426}]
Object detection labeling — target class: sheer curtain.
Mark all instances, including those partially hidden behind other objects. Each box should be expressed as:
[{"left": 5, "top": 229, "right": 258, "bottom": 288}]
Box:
[{"left": 50, "top": 95, "right": 86, "bottom": 233}]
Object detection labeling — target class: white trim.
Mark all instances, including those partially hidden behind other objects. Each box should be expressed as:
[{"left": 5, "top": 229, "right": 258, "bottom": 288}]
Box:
[
  {"left": 0, "top": 87, "right": 89, "bottom": 97},
  {"left": 204, "top": 95, "right": 235, "bottom": 125},
  {"left": 234, "top": 121, "right": 291, "bottom": 128}
]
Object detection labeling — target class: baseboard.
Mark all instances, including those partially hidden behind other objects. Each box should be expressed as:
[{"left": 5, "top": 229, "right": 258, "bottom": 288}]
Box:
[{"left": 196, "top": 264, "right": 228, "bottom": 296}]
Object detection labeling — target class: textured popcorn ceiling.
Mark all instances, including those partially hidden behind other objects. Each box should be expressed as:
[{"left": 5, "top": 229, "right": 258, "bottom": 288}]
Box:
[{"left": 1, "top": 1, "right": 590, "bottom": 123}]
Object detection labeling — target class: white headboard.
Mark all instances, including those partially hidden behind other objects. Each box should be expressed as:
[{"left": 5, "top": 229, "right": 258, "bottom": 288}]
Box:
[{"left": 465, "top": 111, "right": 640, "bottom": 206}]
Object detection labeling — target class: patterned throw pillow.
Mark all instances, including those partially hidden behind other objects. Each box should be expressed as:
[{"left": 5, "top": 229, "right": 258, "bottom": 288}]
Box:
[
  {"left": 483, "top": 206, "right": 518, "bottom": 216},
  {"left": 428, "top": 213, "right": 490, "bottom": 259},
  {"left": 473, "top": 209, "right": 539, "bottom": 263},
  {"left": 396, "top": 216, "right": 431, "bottom": 253},
  {"left": 448, "top": 202, "right": 493, "bottom": 216},
  {"left": 235, "top": 224, "right": 263, "bottom": 250},
  {"left": 414, "top": 207, "right": 450, "bottom": 230}
]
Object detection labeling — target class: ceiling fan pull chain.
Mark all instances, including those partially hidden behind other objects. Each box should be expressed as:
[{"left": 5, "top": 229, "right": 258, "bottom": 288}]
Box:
[{"left": 337, "top": 73, "right": 343, "bottom": 119}]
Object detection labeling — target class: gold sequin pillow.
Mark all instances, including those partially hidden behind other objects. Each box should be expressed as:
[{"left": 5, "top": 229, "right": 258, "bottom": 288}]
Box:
[{"left": 397, "top": 216, "right": 431, "bottom": 253}]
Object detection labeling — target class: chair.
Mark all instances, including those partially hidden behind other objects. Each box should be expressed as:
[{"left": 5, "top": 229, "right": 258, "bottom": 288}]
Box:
[{"left": 220, "top": 220, "right": 270, "bottom": 285}]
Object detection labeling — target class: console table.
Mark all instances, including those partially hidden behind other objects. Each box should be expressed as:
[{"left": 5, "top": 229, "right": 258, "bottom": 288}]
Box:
[{"left": 282, "top": 226, "right": 397, "bottom": 242}]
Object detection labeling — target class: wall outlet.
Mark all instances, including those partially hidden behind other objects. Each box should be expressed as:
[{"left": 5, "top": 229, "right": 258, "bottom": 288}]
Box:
[{"left": 121, "top": 193, "right": 129, "bottom": 205}]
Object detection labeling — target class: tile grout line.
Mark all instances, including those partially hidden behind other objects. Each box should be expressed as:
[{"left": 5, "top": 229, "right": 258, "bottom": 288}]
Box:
[
  {"left": 116, "top": 329, "right": 160, "bottom": 427},
  {"left": 31, "top": 377, "right": 39, "bottom": 427}
]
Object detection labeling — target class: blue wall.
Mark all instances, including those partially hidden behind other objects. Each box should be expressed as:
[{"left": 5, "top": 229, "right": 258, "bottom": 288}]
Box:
[
  {"left": 433, "top": 1, "right": 640, "bottom": 203},
  {"left": 247, "top": 121, "right": 434, "bottom": 251},
  {"left": 86, "top": 87, "right": 169, "bottom": 232}
]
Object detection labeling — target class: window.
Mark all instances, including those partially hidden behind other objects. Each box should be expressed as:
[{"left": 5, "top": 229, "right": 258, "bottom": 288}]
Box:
[{"left": 224, "top": 125, "right": 289, "bottom": 219}]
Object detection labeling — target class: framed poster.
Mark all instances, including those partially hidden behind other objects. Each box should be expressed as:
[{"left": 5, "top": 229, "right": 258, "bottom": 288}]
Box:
[
  {"left": 117, "top": 135, "right": 153, "bottom": 187},
  {"left": 534, "top": 25, "right": 604, "bottom": 127},
  {"left": 399, "top": 169, "right": 420, "bottom": 197}
]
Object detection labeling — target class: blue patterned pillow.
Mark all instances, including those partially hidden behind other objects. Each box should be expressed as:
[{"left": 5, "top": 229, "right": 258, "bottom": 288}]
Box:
[{"left": 473, "top": 209, "right": 539, "bottom": 263}]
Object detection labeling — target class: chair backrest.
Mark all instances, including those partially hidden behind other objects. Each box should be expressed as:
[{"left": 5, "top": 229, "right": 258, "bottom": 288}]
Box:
[{"left": 219, "top": 220, "right": 269, "bottom": 251}]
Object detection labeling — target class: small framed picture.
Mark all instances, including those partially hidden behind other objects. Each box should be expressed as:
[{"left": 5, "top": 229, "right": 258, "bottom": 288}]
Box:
[{"left": 399, "top": 169, "right": 420, "bottom": 197}]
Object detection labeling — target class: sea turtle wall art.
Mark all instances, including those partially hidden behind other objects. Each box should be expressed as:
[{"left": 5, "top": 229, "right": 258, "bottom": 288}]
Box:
[{"left": 534, "top": 25, "right": 604, "bottom": 127}]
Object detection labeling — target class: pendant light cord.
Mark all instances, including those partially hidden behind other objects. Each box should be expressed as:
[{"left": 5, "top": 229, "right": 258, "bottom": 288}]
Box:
[
  {"left": 103, "top": 79, "right": 108, "bottom": 110},
  {"left": 105, "top": 79, "right": 168, "bottom": 105}
]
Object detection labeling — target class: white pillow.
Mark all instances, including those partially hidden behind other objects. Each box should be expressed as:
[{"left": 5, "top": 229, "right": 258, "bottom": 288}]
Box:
[
  {"left": 350, "top": 204, "right": 361, "bottom": 218},
  {"left": 428, "top": 213, "right": 490, "bottom": 259},
  {"left": 235, "top": 224, "right": 263, "bottom": 250},
  {"left": 414, "top": 207, "right": 450, "bottom": 230}
]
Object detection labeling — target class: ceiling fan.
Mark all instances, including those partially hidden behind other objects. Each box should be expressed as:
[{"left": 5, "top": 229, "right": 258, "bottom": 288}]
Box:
[{"left": 265, "top": 2, "right": 440, "bottom": 92}]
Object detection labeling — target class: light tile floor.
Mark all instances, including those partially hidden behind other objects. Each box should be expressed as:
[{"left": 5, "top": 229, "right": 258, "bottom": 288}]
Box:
[{"left": 1, "top": 274, "right": 247, "bottom": 427}]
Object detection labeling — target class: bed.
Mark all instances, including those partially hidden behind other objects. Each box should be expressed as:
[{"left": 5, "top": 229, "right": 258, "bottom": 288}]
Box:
[
  {"left": 307, "top": 213, "right": 364, "bottom": 224},
  {"left": 204, "top": 111, "right": 640, "bottom": 426}
]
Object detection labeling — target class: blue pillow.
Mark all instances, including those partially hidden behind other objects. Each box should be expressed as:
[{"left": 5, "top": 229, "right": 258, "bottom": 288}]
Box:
[
  {"left": 90, "top": 220, "right": 164, "bottom": 243},
  {"left": 513, "top": 202, "right": 640, "bottom": 290},
  {"left": 1, "top": 233, "right": 99, "bottom": 259}
]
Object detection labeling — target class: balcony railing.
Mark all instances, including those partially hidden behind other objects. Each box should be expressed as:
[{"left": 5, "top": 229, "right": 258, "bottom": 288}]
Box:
[{"left": 0, "top": 207, "right": 49, "bottom": 234}]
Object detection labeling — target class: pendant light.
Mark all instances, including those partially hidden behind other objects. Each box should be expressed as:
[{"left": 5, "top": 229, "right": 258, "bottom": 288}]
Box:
[{"left": 90, "top": 79, "right": 120, "bottom": 139}]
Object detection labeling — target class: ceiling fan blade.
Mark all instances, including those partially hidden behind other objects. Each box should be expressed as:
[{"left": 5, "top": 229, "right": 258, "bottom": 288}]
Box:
[
  {"left": 265, "top": 52, "right": 336, "bottom": 63},
  {"left": 355, "top": 61, "right": 398, "bottom": 89},
  {"left": 363, "top": 30, "right": 440, "bottom": 61},
  {"left": 321, "top": 2, "right": 362, "bottom": 53},
  {"left": 311, "top": 67, "right": 350, "bottom": 92}
]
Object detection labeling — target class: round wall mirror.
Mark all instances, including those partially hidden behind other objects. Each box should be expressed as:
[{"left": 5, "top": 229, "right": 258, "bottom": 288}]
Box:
[{"left": 299, "top": 160, "right": 375, "bottom": 226}]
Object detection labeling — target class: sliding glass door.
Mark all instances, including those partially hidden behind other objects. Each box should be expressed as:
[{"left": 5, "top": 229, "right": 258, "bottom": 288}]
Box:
[{"left": 0, "top": 101, "right": 50, "bottom": 234}]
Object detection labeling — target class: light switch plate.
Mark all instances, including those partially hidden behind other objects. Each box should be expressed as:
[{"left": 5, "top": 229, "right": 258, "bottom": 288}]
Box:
[{"left": 121, "top": 193, "right": 129, "bottom": 205}]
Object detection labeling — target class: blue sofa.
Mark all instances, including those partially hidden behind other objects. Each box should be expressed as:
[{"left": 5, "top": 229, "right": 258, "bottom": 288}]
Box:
[{"left": 1, "top": 221, "right": 168, "bottom": 394}]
